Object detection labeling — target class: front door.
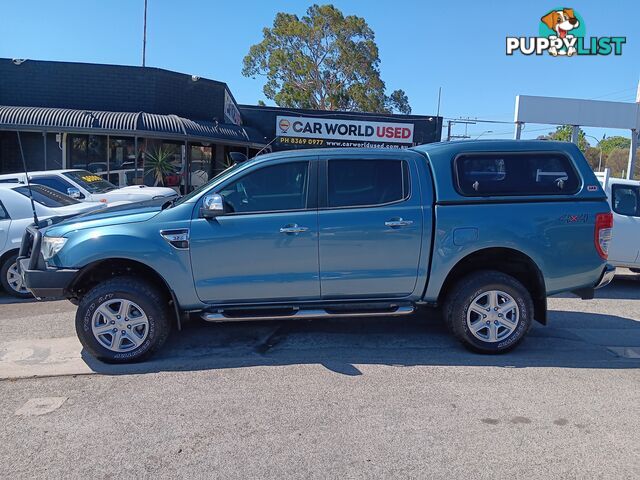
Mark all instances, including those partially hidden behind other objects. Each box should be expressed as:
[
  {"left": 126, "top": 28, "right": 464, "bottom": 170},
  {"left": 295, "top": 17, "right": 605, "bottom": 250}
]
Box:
[
  {"left": 190, "top": 159, "right": 320, "bottom": 303},
  {"left": 318, "top": 157, "right": 425, "bottom": 299},
  {"left": 609, "top": 183, "right": 640, "bottom": 265}
]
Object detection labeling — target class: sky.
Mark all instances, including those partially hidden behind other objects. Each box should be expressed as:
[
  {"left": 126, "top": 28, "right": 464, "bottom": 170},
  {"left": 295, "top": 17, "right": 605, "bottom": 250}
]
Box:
[{"left": 0, "top": 0, "right": 638, "bottom": 144}]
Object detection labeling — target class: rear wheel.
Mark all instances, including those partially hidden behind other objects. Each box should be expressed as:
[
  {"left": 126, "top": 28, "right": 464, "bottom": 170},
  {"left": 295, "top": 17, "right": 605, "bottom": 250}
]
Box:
[
  {"left": 1, "top": 253, "right": 32, "bottom": 298},
  {"left": 444, "top": 271, "right": 533, "bottom": 353},
  {"left": 75, "top": 277, "right": 171, "bottom": 363}
]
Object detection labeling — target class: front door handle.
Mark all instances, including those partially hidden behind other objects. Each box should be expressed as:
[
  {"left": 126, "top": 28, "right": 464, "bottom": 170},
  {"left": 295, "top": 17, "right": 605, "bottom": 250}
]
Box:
[
  {"left": 385, "top": 218, "right": 414, "bottom": 228},
  {"left": 280, "top": 224, "right": 309, "bottom": 234}
]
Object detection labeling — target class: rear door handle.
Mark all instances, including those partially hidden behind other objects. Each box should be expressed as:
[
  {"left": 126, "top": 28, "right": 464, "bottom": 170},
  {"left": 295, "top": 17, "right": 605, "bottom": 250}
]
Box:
[
  {"left": 280, "top": 224, "right": 309, "bottom": 234},
  {"left": 385, "top": 218, "right": 414, "bottom": 228}
]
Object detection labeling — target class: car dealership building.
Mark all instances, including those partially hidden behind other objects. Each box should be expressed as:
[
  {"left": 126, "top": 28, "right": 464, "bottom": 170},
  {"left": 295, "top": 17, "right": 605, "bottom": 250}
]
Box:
[{"left": 0, "top": 58, "right": 441, "bottom": 191}]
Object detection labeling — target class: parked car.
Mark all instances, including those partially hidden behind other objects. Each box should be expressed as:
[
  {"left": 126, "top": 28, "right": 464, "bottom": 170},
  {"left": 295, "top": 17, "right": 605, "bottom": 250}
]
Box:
[
  {"left": 0, "top": 183, "right": 109, "bottom": 297},
  {"left": 19, "top": 140, "right": 614, "bottom": 362},
  {"left": 0, "top": 169, "right": 178, "bottom": 204},
  {"left": 595, "top": 169, "right": 640, "bottom": 273}
]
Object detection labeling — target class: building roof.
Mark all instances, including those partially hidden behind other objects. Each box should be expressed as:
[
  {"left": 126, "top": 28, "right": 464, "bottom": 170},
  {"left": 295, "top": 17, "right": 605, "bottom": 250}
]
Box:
[{"left": 0, "top": 105, "right": 266, "bottom": 147}]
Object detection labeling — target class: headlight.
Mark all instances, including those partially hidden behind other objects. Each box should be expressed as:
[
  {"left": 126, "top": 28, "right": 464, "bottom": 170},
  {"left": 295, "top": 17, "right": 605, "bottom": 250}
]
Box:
[{"left": 41, "top": 236, "right": 68, "bottom": 261}]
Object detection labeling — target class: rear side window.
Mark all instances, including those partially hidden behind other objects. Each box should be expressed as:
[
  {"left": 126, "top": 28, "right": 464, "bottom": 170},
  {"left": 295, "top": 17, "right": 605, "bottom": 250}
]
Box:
[
  {"left": 0, "top": 201, "right": 8, "bottom": 220},
  {"left": 13, "top": 185, "right": 80, "bottom": 207},
  {"left": 328, "top": 160, "right": 410, "bottom": 208},
  {"left": 455, "top": 153, "right": 580, "bottom": 196},
  {"left": 611, "top": 184, "right": 640, "bottom": 217}
]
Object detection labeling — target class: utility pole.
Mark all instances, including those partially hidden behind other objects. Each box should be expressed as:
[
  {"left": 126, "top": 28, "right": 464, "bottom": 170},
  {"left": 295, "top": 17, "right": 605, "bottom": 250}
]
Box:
[
  {"left": 142, "top": 0, "right": 148, "bottom": 67},
  {"left": 446, "top": 119, "right": 475, "bottom": 141}
]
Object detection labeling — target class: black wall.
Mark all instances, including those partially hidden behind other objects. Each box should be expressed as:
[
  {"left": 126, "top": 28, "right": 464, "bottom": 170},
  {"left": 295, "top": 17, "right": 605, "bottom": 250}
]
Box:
[{"left": 0, "top": 58, "right": 230, "bottom": 122}]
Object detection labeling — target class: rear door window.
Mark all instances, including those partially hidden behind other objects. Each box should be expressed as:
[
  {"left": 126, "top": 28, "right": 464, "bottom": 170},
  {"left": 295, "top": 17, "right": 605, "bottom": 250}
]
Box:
[
  {"left": 611, "top": 184, "right": 640, "bottom": 217},
  {"left": 327, "top": 159, "right": 409, "bottom": 208},
  {"left": 455, "top": 152, "right": 580, "bottom": 196}
]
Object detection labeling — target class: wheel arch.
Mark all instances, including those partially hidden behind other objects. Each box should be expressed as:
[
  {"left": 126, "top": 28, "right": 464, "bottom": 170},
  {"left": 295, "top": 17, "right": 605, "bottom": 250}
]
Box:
[
  {"left": 0, "top": 248, "right": 20, "bottom": 267},
  {"left": 437, "top": 247, "right": 548, "bottom": 324},
  {"left": 68, "top": 258, "right": 182, "bottom": 328}
]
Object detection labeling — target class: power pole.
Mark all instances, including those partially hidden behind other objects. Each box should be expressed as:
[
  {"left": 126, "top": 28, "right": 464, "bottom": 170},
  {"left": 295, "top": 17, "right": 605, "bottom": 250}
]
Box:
[
  {"left": 446, "top": 119, "right": 475, "bottom": 141},
  {"left": 142, "top": 0, "right": 148, "bottom": 67}
]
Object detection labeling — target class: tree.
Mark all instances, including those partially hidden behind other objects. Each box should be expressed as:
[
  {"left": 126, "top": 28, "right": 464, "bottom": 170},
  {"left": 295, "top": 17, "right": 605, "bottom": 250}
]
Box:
[
  {"left": 547, "top": 125, "right": 589, "bottom": 152},
  {"left": 583, "top": 147, "right": 602, "bottom": 170},
  {"left": 242, "top": 4, "right": 411, "bottom": 114},
  {"left": 599, "top": 136, "right": 631, "bottom": 156},
  {"left": 606, "top": 148, "right": 629, "bottom": 177}
]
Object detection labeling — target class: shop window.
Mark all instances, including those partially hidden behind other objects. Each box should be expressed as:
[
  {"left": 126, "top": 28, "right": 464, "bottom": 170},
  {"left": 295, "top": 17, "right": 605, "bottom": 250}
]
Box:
[{"left": 69, "top": 135, "right": 107, "bottom": 170}]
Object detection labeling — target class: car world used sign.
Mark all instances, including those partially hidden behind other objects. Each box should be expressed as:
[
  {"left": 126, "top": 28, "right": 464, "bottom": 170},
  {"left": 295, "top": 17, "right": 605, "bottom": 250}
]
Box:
[{"left": 276, "top": 115, "right": 415, "bottom": 147}]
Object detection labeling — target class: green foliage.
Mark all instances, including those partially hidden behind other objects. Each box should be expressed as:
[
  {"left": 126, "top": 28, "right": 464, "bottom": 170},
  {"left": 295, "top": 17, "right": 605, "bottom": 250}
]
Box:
[
  {"left": 599, "top": 136, "right": 631, "bottom": 156},
  {"left": 145, "top": 146, "right": 176, "bottom": 186},
  {"left": 242, "top": 4, "right": 411, "bottom": 114},
  {"left": 547, "top": 125, "right": 589, "bottom": 152}
]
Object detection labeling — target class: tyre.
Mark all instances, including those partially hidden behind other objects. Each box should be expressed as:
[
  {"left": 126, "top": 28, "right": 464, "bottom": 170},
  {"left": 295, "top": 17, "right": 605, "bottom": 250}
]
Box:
[
  {"left": 75, "top": 277, "right": 171, "bottom": 363},
  {"left": 444, "top": 270, "right": 533, "bottom": 353},
  {"left": 1, "top": 253, "right": 33, "bottom": 298}
]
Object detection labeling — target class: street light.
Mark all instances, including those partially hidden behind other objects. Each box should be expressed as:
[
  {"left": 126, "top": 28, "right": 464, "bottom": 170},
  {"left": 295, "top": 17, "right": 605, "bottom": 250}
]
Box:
[
  {"left": 585, "top": 134, "right": 606, "bottom": 171},
  {"left": 474, "top": 130, "right": 493, "bottom": 139}
]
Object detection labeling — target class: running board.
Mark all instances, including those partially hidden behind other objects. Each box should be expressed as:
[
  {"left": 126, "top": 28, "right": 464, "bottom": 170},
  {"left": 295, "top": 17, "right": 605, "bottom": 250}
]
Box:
[{"left": 201, "top": 305, "right": 414, "bottom": 323}]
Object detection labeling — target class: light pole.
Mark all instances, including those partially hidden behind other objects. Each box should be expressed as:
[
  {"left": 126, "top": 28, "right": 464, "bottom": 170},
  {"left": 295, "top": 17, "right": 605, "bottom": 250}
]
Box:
[
  {"left": 585, "top": 134, "right": 606, "bottom": 171},
  {"left": 474, "top": 130, "right": 493, "bottom": 140}
]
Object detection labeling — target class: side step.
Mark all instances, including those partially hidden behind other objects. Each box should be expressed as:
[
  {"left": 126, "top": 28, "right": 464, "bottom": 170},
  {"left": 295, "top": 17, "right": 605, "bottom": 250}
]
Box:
[{"left": 201, "top": 305, "right": 415, "bottom": 323}]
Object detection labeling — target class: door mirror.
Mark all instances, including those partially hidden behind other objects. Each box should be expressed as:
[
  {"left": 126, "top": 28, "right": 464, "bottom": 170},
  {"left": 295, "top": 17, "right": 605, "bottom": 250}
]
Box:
[
  {"left": 67, "top": 187, "right": 82, "bottom": 199},
  {"left": 200, "top": 193, "right": 225, "bottom": 219}
]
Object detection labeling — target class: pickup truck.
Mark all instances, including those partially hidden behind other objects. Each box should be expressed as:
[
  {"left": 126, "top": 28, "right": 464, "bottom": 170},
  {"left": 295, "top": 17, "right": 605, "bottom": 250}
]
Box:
[
  {"left": 18, "top": 140, "right": 615, "bottom": 363},
  {"left": 595, "top": 169, "right": 640, "bottom": 273}
]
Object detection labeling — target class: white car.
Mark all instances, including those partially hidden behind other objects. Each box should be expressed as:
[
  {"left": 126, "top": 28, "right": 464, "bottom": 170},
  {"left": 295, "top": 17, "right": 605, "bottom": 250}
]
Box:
[
  {"left": 0, "top": 183, "right": 108, "bottom": 297},
  {"left": 0, "top": 169, "right": 179, "bottom": 204},
  {"left": 596, "top": 169, "right": 640, "bottom": 273}
]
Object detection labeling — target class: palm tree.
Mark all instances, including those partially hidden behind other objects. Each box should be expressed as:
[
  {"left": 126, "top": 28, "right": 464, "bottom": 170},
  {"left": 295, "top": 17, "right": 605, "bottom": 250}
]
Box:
[{"left": 144, "top": 146, "right": 176, "bottom": 186}]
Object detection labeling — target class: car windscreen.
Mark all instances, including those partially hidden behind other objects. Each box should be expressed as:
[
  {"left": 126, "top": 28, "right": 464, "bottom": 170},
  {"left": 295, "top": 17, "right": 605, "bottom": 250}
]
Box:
[
  {"left": 13, "top": 184, "right": 80, "bottom": 207},
  {"left": 62, "top": 171, "right": 117, "bottom": 194}
]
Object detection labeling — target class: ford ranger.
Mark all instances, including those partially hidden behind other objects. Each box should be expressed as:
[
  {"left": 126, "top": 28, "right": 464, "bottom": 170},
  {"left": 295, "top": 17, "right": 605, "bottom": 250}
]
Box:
[{"left": 18, "top": 140, "right": 615, "bottom": 363}]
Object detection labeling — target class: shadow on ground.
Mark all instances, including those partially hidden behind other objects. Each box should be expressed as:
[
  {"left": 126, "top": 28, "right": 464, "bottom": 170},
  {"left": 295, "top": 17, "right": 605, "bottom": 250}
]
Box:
[{"left": 83, "top": 306, "right": 640, "bottom": 376}]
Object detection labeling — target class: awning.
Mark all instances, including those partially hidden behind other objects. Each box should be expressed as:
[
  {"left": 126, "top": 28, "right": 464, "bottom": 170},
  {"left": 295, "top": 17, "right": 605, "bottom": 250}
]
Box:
[{"left": 0, "top": 105, "right": 266, "bottom": 147}]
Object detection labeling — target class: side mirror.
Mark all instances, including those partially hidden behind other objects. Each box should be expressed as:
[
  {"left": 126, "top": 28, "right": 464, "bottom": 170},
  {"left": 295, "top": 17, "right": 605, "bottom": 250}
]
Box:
[
  {"left": 200, "top": 193, "right": 225, "bottom": 219},
  {"left": 67, "top": 187, "right": 82, "bottom": 199}
]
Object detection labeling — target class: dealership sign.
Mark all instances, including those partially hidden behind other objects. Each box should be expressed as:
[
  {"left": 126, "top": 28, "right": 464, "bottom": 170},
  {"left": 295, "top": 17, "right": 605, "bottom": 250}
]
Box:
[{"left": 276, "top": 115, "right": 414, "bottom": 144}]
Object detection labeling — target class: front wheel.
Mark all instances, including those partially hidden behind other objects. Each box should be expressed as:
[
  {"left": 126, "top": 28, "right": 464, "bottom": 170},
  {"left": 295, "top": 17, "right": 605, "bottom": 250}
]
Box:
[
  {"left": 1, "top": 253, "right": 33, "bottom": 298},
  {"left": 444, "top": 271, "right": 534, "bottom": 353},
  {"left": 75, "top": 277, "right": 171, "bottom": 363}
]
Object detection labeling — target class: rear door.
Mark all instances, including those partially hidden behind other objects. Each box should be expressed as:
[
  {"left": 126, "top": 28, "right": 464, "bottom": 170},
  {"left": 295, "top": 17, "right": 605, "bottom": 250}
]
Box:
[
  {"left": 0, "top": 199, "right": 9, "bottom": 253},
  {"left": 608, "top": 183, "right": 640, "bottom": 265},
  {"left": 318, "top": 155, "right": 425, "bottom": 298}
]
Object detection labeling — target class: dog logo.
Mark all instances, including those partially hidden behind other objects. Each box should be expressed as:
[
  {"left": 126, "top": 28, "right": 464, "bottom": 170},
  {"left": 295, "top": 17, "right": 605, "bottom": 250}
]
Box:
[
  {"left": 279, "top": 119, "right": 290, "bottom": 133},
  {"left": 506, "top": 8, "right": 625, "bottom": 56},
  {"left": 540, "top": 8, "right": 581, "bottom": 56}
]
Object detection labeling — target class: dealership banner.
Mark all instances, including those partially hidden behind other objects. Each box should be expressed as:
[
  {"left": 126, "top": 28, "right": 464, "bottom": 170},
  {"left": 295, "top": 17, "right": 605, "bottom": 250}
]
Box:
[{"left": 276, "top": 115, "right": 414, "bottom": 146}]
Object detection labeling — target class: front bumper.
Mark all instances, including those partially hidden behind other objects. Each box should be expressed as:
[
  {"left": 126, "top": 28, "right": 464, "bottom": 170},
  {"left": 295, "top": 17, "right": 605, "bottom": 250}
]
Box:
[
  {"left": 17, "top": 223, "right": 79, "bottom": 299},
  {"left": 595, "top": 263, "right": 616, "bottom": 289},
  {"left": 18, "top": 258, "right": 78, "bottom": 298}
]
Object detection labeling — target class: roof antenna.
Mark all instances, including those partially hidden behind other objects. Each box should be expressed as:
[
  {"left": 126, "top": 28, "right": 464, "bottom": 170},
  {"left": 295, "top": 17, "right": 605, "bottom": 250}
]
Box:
[{"left": 16, "top": 131, "right": 39, "bottom": 226}]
